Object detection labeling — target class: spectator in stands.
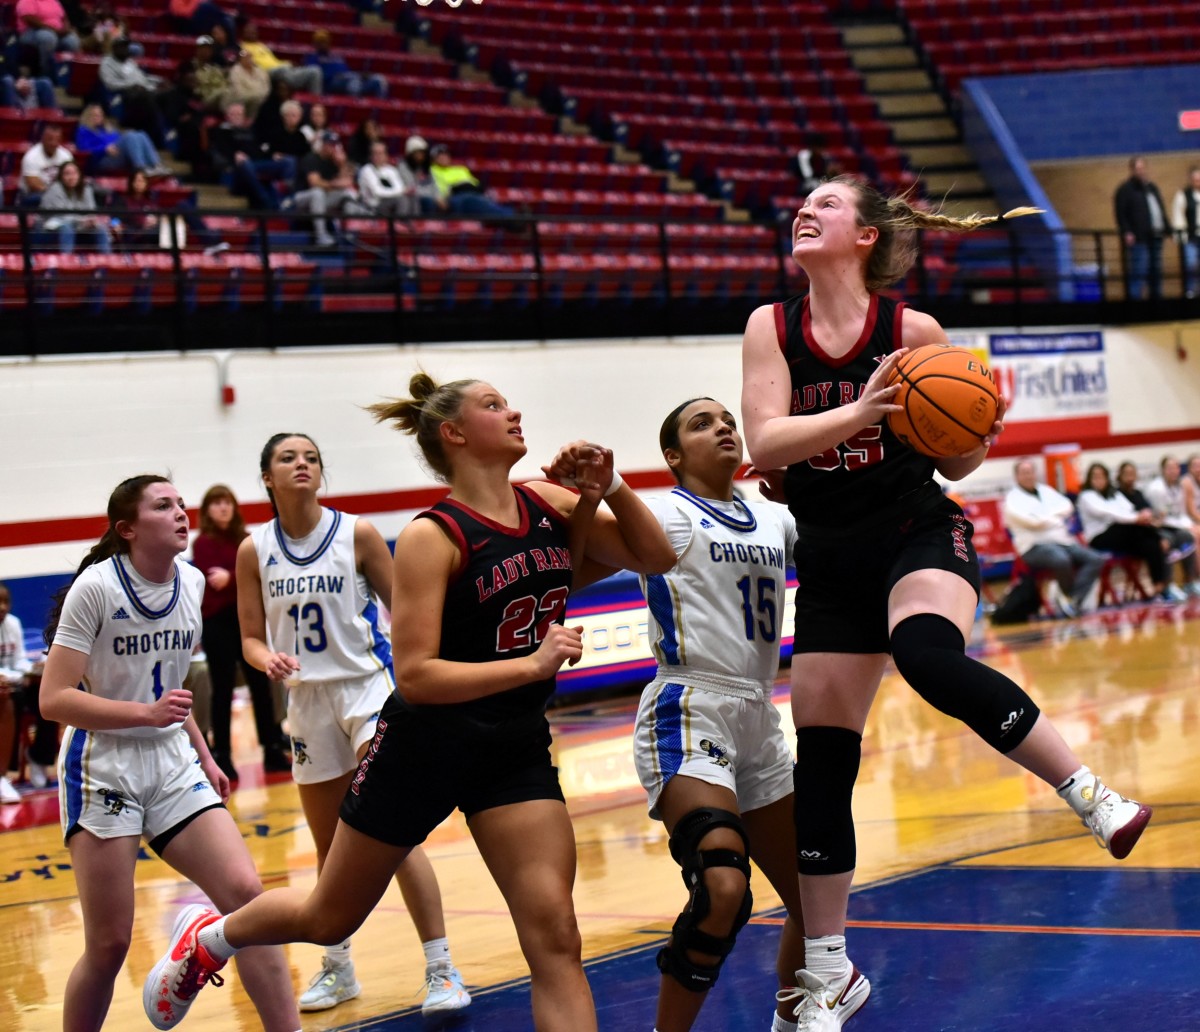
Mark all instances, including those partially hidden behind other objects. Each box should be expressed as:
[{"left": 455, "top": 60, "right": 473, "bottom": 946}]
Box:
[
  {"left": 193, "top": 485, "right": 290, "bottom": 783},
  {"left": 1002, "top": 458, "right": 1106, "bottom": 618},
  {"left": 261, "top": 97, "right": 310, "bottom": 167},
  {"left": 290, "top": 131, "right": 361, "bottom": 246},
  {"left": 78, "top": 0, "right": 130, "bottom": 56},
  {"left": 300, "top": 101, "right": 330, "bottom": 151},
  {"left": 15, "top": 0, "right": 81, "bottom": 79},
  {"left": 304, "top": 29, "right": 386, "bottom": 99},
  {"left": 210, "top": 101, "right": 291, "bottom": 210},
  {"left": 429, "top": 143, "right": 518, "bottom": 222},
  {"left": 19, "top": 123, "right": 73, "bottom": 200},
  {"left": 99, "top": 36, "right": 175, "bottom": 146},
  {"left": 208, "top": 22, "right": 239, "bottom": 67},
  {"left": 250, "top": 76, "right": 298, "bottom": 146},
  {"left": 1140, "top": 456, "right": 1200, "bottom": 596},
  {"left": 1171, "top": 166, "right": 1200, "bottom": 299},
  {"left": 38, "top": 160, "right": 113, "bottom": 254},
  {"left": 403, "top": 135, "right": 447, "bottom": 213},
  {"left": 0, "top": 582, "right": 31, "bottom": 803},
  {"left": 74, "top": 103, "right": 168, "bottom": 176},
  {"left": 188, "top": 35, "right": 229, "bottom": 111},
  {"left": 114, "top": 168, "right": 226, "bottom": 253},
  {"left": 358, "top": 141, "right": 417, "bottom": 216},
  {"left": 347, "top": 116, "right": 382, "bottom": 167},
  {"left": 1181, "top": 455, "right": 1200, "bottom": 531},
  {"left": 225, "top": 46, "right": 270, "bottom": 120},
  {"left": 1114, "top": 156, "right": 1168, "bottom": 301},
  {"left": 168, "top": 0, "right": 236, "bottom": 43},
  {"left": 99, "top": 34, "right": 162, "bottom": 93},
  {"left": 0, "top": 74, "right": 56, "bottom": 111},
  {"left": 793, "top": 140, "right": 827, "bottom": 194},
  {"left": 238, "top": 18, "right": 323, "bottom": 96},
  {"left": 1078, "top": 461, "right": 1180, "bottom": 602},
  {"left": 1, "top": 582, "right": 57, "bottom": 792}
]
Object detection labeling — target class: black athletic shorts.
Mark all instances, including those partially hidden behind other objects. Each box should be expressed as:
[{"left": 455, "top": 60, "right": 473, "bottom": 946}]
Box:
[
  {"left": 791, "top": 481, "right": 981, "bottom": 655},
  {"left": 339, "top": 691, "right": 566, "bottom": 848}
]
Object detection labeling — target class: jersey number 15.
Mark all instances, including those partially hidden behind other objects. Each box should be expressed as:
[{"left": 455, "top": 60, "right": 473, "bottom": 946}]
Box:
[{"left": 737, "top": 576, "right": 778, "bottom": 643}]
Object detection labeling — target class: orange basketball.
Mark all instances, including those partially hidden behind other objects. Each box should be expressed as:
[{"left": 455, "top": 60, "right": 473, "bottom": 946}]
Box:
[{"left": 886, "top": 344, "right": 999, "bottom": 458}]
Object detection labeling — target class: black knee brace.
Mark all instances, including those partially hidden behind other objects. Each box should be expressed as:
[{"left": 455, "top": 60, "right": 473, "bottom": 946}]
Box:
[
  {"left": 794, "top": 726, "right": 861, "bottom": 875},
  {"left": 656, "top": 808, "right": 753, "bottom": 993},
  {"left": 890, "top": 613, "right": 1040, "bottom": 752}
]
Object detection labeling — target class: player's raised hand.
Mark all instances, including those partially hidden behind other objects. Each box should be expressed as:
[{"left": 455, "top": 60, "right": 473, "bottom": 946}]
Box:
[
  {"left": 541, "top": 439, "right": 591, "bottom": 486},
  {"left": 572, "top": 444, "right": 615, "bottom": 503}
]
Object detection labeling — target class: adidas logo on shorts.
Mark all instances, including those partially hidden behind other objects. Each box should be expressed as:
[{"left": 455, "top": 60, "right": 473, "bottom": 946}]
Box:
[{"left": 112, "top": 607, "right": 131, "bottom": 620}]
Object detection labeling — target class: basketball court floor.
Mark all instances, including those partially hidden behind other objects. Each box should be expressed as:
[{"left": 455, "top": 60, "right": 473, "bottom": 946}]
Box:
[{"left": 1, "top": 600, "right": 1197, "bottom": 1031}]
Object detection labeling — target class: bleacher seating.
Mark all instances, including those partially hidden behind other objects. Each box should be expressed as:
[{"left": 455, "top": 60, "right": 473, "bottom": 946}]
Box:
[{"left": 901, "top": 0, "right": 1200, "bottom": 93}]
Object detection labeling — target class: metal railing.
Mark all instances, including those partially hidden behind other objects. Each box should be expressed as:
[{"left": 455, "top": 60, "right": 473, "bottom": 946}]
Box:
[{"left": 2, "top": 206, "right": 1196, "bottom": 355}]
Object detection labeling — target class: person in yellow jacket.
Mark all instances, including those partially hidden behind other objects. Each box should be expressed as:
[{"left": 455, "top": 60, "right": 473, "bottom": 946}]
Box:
[
  {"left": 239, "top": 18, "right": 322, "bottom": 95},
  {"left": 428, "top": 144, "right": 520, "bottom": 224}
]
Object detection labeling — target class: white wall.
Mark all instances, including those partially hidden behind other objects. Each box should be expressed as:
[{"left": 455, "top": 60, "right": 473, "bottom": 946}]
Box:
[{"left": 4, "top": 322, "right": 1200, "bottom": 579}]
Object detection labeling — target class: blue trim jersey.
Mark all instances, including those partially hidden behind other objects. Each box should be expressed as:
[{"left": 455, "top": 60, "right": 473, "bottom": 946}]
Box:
[
  {"left": 640, "top": 489, "right": 798, "bottom": 696},
  {"left": 415, "top": 484, "right": 572, "bottom": 722},
  {"left": 52, "top": 556, "right": 204, "bottom": 739},
  {"left": 776, "top": 292, "right": 937, "bottom": 528},
  {"left": 250, "top": 508, "right": 392, "bottom": 685}
]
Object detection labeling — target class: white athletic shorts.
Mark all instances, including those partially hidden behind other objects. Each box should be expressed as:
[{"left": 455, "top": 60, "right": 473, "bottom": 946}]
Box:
[
  {"left": 57, "top": 726, "right": 223, "bottom": 846},
  {"left": 286, "top": 670, "right": 391, "bottom": 784},
  {"left": 633, "top": 680, "right": 794, "bottom": 820}
]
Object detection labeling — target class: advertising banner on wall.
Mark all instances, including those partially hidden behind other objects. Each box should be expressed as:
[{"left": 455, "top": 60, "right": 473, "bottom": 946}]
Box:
[{"left": 948, "top": 330, "right": 1109, "bottom": 449}]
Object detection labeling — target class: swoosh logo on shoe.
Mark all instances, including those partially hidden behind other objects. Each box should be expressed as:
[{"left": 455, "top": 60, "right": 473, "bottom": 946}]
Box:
[{"left": 831, "top": 973, "right": 863, "bottom": 1009}]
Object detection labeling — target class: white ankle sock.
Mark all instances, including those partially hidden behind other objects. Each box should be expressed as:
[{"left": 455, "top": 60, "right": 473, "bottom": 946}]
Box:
[
  {"left": 197, "top": 916, "right": 237, "bottom": 962},
  {"left": 422, "top": 935, "right": 452, "bottom": 972},
  {"left": 803, "top": 934, "right": 850, "bottom": 983},
  {"left": 324, "top": 939, "right": 353, "bottom": 968},
  {"left": 772, "top": 1012, "right": 799, "bottom": 1031},
  {"left": 1056, "top": 765, "right": 1102, "bottom": 816}
]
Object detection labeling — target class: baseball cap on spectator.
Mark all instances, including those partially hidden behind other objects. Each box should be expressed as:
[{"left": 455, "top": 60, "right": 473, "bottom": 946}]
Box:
[
  {"left": 196, "top": 35, "right": 215, "bottom": 45},
  {"left": 320, "top": 131, "right": 341, "bottom": 146},
  {"left": 430, "top": 144, "right": 449, "bottom": 157},
  {"left": 405, "top": 135, "right": 429, "bottom": 155}
]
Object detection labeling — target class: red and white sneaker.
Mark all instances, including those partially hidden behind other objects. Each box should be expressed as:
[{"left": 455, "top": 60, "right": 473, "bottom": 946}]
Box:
[
  {"left": 777, "top": 965, "right": 871, "bottom": 1030},
  {"left": 1078, "top": 778, "right": 1152, "bottom": 860},
  {"left": 143, "top": 905, "right": 227, "bottom": 1028}
]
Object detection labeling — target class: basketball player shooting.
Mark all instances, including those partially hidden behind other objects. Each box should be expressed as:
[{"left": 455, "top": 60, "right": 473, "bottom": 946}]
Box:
[{"left": 740, "top": 175, "right": 1150, "bottom": 1032}]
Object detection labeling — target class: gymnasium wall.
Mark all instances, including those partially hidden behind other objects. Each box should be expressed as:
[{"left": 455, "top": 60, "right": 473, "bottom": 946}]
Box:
[
  {"left": 967, "top": 63, "right": 1200, "bottom": 162},
  {"left": 3, "top": 325, "right": 1200, "bottom": 626}
]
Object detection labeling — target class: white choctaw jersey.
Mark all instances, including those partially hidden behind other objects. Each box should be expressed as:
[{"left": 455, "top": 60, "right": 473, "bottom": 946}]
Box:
[
  {"left": 251, "top": 508, "right": 392, "bottom": 685},
  {"left": 52, "top": 555, "right": 204, "bottom": 738},
  {"left": 640, "top": 489, "right": 798, "bottom": 698}
]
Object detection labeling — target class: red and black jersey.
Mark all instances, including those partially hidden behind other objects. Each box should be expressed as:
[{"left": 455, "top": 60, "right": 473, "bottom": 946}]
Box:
[
  {"left": 416, "top": 484, "right": 572, "bottom": 722},
  {"left": 776, "top": 292, "right": 937, "bottom": 528}
]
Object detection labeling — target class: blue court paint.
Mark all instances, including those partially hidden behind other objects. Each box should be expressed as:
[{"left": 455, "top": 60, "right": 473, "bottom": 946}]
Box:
[{"left": 336, "top": 866, "right": 1200, "bottom": 1031}]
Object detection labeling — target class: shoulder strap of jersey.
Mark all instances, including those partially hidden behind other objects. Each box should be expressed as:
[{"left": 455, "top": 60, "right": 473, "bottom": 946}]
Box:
[
  {"left": 516, "top": 483, "right": 567, "bottom": 525},
  {"left": 414, "top": 507, "right": 468, "bottom": 581}
]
